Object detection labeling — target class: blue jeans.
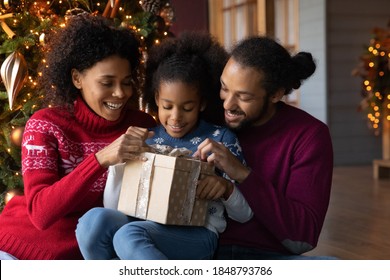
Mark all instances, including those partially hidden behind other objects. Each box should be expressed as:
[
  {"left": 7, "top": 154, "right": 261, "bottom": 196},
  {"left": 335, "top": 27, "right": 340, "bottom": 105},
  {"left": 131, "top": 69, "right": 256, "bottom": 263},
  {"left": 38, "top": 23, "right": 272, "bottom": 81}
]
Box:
[
  {"left": 76, "top": 207, "right": 217, "bottom": 260},
  {"left": 0, "top": 250, "right": 18, "bottom": 260},
  {"left": 215, "top": 245, "right": 338, "bottom": 260}
]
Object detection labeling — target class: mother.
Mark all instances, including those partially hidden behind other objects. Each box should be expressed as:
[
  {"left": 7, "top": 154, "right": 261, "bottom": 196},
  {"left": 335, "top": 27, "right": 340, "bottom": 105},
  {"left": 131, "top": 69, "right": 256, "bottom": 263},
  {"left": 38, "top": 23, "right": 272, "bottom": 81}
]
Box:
[{"left": 0, "top": 13, "right": 155, "bottom": 260}]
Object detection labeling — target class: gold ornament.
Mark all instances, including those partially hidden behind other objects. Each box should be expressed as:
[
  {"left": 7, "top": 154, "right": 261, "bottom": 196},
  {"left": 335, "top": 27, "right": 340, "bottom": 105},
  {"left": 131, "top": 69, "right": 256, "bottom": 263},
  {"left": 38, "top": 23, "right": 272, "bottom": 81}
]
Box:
[
  {"left": 10, "top": 126, "right": 24, "bottom": 147},
  {"left": 4, "top": 188, "right": 23, "bottom": 205},
  {"left": 0, "top": 13, "right": 15, "bottom": 38},
  {"left": 0, "top": 51, "right": 28, "bottom": 110}
]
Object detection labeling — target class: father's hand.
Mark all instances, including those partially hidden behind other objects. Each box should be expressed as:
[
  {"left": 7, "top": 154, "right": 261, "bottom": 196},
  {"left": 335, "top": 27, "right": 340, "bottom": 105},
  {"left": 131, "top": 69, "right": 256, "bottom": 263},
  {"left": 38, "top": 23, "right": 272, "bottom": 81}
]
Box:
[{"left": 194, "top": 138, "right": 251, "bottom": 183}]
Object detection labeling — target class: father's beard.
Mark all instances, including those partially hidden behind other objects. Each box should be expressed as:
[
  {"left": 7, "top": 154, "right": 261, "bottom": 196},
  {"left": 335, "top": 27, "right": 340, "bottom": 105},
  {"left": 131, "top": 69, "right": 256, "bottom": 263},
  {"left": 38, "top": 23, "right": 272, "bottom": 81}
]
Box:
[{"left": 226, "top": 96, "right": 270, "bottom": 132}]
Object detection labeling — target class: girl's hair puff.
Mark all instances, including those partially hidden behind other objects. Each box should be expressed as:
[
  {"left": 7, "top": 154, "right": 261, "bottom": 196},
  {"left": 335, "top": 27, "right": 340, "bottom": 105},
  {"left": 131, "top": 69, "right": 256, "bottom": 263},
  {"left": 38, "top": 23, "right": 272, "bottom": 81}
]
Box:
[{"left": 144, "top": 31, "right": 228, "bottom": 125}]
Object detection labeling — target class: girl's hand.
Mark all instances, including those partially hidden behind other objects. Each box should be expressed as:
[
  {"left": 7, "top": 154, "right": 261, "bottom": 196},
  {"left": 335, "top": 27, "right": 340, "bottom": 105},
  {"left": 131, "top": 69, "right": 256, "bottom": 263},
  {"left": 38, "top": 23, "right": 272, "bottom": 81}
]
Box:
[
  {"left": 196, "top": 175, "right": 234, "bottom": 200},
  {"left": 194, "top": 138, "right": 250, "bottom": 183},
  {"left": 95, "top": 126, "right": 154, "bottom": 168}
]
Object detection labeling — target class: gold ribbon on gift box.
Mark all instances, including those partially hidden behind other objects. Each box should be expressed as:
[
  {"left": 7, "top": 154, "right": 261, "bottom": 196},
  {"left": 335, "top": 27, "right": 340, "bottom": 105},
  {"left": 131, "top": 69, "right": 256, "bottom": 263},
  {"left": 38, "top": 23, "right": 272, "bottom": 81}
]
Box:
[{"left": 134, "top": 152, "right": 156, "bottom": 219}]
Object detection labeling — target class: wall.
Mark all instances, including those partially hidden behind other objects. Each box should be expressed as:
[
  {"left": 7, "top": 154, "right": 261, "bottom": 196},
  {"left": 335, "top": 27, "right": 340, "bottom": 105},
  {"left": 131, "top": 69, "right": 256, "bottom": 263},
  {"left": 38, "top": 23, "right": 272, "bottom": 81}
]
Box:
[
  {"left": 169, "top": 0, "right": 209, "bottom": 36},
  {"left": 326, "top": 0, "right": 390, "bottom": 165},
  {"left": 299, "top": 0, "right": 327, "bottom": 124}
]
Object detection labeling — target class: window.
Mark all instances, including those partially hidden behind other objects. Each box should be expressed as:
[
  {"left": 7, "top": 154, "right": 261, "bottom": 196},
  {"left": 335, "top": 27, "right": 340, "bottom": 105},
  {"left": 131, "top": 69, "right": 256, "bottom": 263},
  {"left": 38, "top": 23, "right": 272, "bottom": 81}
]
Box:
[
  {"left": 209, "top": 0, "right": 258, "bottom": 51},
  {"left": 209, "top": 0, "right": 300, "bottom": 105},
  {"left": 274, "top": 0, "right": 300, "bottom": 106}
]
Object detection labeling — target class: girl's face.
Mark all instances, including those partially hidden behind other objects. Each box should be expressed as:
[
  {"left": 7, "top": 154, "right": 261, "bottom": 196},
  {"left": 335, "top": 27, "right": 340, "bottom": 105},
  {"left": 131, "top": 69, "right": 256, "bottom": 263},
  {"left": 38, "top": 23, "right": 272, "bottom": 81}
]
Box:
[
  {"left": 155, "top": 81, "right": 203, "bottom": 138},
  {"left": 71, "top": 55, "right": 134, "bottom": 121}
]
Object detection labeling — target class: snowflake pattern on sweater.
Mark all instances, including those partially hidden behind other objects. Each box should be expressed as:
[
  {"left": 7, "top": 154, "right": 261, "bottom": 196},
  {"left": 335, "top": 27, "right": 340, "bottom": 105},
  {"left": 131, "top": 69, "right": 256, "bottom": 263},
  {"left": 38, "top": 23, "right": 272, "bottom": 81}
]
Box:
[
  {"left": 22, "top": 118, "right": 108, "bottom": 192},
  {"left": 147, "top": 120, "right": 243, "bottom": 160}
]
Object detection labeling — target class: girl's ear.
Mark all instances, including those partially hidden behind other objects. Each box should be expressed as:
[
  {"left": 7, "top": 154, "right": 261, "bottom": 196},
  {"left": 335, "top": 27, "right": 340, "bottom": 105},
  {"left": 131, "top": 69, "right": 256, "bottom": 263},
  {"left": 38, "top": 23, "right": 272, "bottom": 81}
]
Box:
[
  {"left": 71, "top": 69, "right": 82, "bottom": 89},
  {"left": 271, "top": 89, "right": 285, "bottom": 103}
]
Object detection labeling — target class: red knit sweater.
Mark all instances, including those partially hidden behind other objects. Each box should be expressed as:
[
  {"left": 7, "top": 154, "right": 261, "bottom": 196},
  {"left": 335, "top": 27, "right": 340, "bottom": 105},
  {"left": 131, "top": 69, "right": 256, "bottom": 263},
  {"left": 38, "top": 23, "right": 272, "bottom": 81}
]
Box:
[
  {"left": 219, "top": 102, "right": 333, "bottom": 255},
  {"left": 0, "top": 97, "right": 156, "bottom": 259}
]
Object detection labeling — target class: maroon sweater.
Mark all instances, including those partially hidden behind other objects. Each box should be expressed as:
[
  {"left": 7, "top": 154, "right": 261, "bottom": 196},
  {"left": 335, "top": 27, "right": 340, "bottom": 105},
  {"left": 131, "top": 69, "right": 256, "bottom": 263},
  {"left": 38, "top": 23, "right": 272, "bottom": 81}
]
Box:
[
  {"left": 0, "top": 97, "right": 156, "bottom": 259},
  {"left": 219, "top": 102, "right": 334, "bottom": 255}
]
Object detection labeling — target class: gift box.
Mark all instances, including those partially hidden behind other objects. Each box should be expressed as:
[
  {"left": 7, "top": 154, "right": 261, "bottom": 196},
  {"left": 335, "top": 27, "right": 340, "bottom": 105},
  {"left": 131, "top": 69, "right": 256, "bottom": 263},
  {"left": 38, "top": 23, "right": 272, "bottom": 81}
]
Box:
[{"left": 117, "top": 152, "right": 214, "bottom": 226}]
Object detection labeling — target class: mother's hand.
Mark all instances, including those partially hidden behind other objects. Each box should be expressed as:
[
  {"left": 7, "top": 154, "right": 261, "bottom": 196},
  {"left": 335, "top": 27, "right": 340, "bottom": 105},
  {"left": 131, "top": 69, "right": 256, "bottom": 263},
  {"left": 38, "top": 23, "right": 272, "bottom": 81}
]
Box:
[{"left": 95, "top": 126, "right": 154, "bottom": 168}]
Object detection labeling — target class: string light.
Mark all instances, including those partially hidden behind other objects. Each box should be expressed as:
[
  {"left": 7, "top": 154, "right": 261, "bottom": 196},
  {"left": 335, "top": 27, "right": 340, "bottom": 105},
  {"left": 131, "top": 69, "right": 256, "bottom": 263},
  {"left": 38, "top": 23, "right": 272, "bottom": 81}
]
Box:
[{"left": 354, "top": 24, "right": 390, "bottom": 133}]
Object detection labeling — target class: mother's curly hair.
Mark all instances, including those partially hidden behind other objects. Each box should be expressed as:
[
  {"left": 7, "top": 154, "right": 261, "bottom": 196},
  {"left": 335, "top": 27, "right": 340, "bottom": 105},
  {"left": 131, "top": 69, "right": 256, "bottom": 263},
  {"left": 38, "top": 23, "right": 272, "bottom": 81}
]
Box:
[{"left": 39, "top": 13, "right": 140, "bottom": 107}]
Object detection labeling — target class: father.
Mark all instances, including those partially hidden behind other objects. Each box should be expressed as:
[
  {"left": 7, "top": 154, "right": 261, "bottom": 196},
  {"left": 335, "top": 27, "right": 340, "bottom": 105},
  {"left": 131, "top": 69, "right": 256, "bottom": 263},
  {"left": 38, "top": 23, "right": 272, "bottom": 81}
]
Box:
[{"left": 195, "top": 36, "right": 333, "bottom": 260}]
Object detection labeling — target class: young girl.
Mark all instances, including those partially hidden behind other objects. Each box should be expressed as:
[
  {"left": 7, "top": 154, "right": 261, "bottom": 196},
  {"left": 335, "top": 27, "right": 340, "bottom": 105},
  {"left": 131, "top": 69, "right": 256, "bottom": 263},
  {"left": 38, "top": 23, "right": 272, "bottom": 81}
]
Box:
[{"left": 76, "top": 32, "right": 253, "bottom": 260}]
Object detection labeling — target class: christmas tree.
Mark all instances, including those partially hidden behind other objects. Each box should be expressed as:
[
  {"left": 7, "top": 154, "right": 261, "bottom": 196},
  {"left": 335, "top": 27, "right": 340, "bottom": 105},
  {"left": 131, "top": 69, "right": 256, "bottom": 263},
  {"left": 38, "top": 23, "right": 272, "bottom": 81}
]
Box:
[
  {"left": 353, "top": 21, "right": 390, "bottom": 135},
  {"left": 0, "top": 0, "right": 175, "bottom": 210}
]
